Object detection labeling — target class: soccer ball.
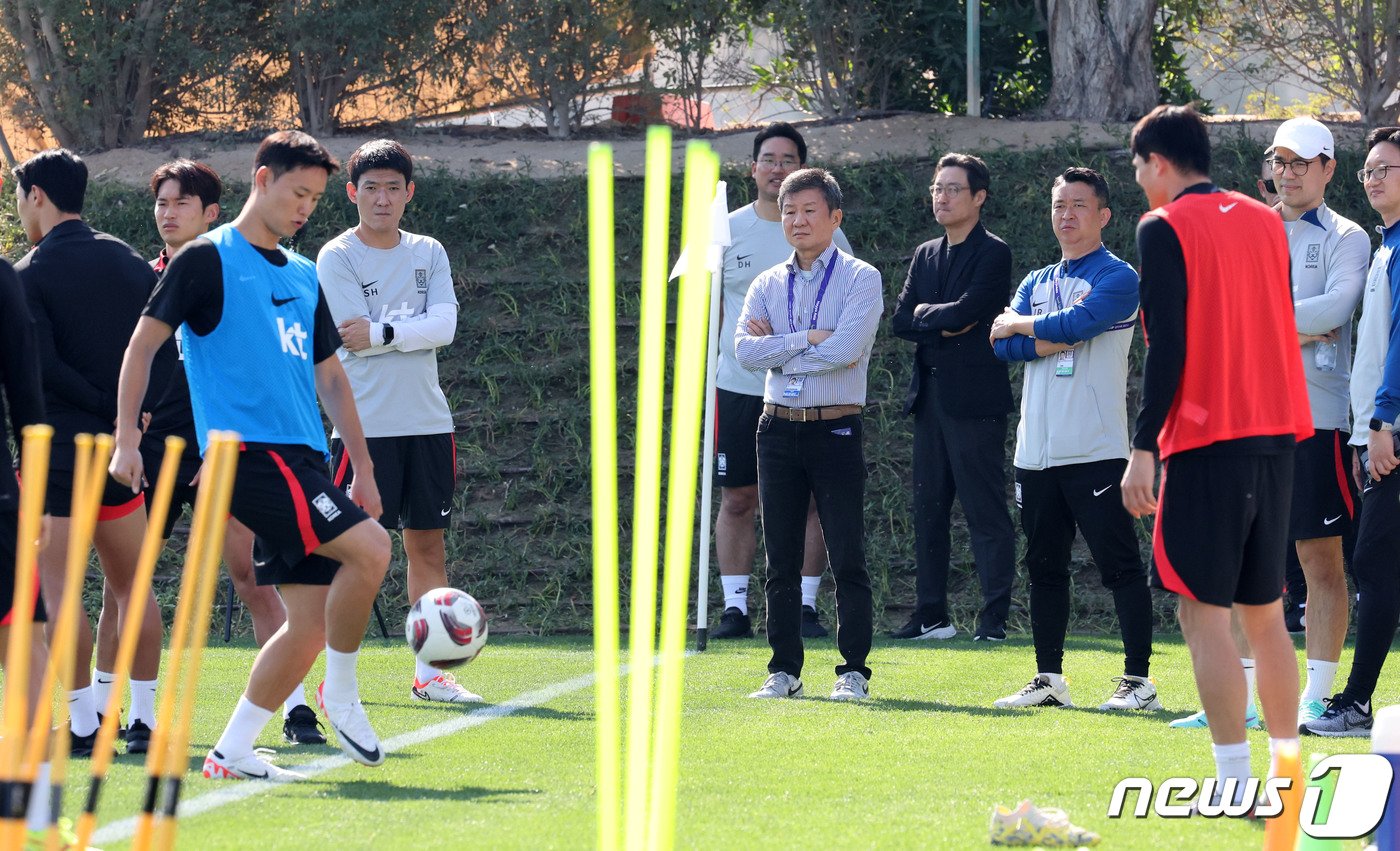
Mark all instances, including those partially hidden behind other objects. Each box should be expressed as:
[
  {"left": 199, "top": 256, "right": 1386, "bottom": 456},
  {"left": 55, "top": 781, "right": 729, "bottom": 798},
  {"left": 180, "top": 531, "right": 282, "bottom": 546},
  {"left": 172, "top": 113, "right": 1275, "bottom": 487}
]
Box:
[{"left": 405, "top": 588, "right": 488, "bottom": 669}]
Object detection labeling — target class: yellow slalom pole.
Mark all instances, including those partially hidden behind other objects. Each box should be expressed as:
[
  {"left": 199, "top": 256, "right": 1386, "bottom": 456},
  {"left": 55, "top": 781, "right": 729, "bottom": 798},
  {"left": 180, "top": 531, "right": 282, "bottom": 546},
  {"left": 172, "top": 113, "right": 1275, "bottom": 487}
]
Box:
[
  {"left": 131, "top": 431, "right": 223, "bottom": 851},
  {"left": 72, "top": 434, "right": 184, "bottom": 851},
  {"left": 587, "top": 141, "right": 622, "bottom": 851},
  {"left": 0, "top": 424, "right": 52, "bottom": 848},
  {"left": 43, "top": 433, "right": 112, "bottom": 851},
  {"left": 624, "top": 122, "right": 673, "bottom": 850},
  {"left": 646, "top": 143, "right": 718, "bottom": 851},
  {"left": 152, "top": 433, "right": 238, "bottom": 851}
]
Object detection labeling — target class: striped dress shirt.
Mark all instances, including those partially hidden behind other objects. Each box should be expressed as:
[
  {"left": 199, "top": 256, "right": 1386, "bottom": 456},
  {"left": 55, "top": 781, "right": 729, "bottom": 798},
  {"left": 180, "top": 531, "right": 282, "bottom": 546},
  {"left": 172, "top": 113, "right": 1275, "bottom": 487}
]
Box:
[{"left": 735, "top": 243, "right": 884, "bottom": 407}]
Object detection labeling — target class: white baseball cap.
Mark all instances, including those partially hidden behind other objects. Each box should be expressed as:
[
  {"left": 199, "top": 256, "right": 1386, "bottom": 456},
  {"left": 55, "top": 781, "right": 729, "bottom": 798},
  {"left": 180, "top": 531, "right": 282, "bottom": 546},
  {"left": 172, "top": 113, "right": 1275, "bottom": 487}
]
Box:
[{"left": 1268, "top": 117, "right": 1335, "bottom": 159}]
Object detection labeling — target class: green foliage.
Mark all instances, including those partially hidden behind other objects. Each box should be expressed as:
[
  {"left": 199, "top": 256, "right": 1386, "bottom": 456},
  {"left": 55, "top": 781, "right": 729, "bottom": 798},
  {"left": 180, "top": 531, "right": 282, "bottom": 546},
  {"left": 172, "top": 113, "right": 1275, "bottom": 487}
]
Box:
[
  {"left": 0, "top": 134, "right": 1380, "bottom": 636},
  {"left": 1154, "top": 0, "right": 1213, "bottom": 111},
  {"left": 0, "top": 0, "right": 261, "bottom": 149}
]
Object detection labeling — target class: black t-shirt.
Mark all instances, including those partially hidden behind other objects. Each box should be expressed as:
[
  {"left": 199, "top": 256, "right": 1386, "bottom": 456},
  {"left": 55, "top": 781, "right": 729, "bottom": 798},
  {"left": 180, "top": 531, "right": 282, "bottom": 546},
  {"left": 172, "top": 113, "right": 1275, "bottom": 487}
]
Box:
[
  {"left": 144, "top": 239, "right": 339, "bottom": 363},
  {"left": 0, "top": 259, "right": 46, "bottom": 512}
]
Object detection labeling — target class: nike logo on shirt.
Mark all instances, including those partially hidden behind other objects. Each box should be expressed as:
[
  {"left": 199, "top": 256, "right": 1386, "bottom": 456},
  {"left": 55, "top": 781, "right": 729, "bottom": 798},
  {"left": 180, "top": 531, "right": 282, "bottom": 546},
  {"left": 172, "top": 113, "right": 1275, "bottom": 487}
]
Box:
[
  {"left": 1218, "top": 202, "right": 1239, "bottom": 213},
  {"left": 271, "top": 294, "right": 299, "bottom": 306},
  {"left": 1092, "top": 486, "right": 1112, "bottom": 497}
]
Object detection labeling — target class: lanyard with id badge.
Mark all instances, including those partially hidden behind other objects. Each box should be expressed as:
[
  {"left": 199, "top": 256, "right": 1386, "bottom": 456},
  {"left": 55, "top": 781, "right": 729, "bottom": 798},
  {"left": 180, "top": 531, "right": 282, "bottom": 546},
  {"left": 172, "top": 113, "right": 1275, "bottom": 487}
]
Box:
[
  {"left": 783, "top": 255, "right": 839, "bottom": 398},
  {"left": 1049, "top": 262, "right": 1075, "bottom": 377}
]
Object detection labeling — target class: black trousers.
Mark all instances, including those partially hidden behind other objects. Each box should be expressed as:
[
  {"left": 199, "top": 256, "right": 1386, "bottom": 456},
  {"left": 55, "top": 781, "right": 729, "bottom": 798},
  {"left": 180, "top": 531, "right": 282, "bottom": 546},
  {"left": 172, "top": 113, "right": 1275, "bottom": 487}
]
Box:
[
  {"left": 757, "top": 412, "right": 872, "bottom": 680},
  {"left": 1015, "top": 459, "right": 1153, "bottom": 677},
  {"left": 911, "top": 384, "right": 1015, "bottom": 632},
  {"left": 1341, "top": 467, "right": 1400, "bottom": 705}
]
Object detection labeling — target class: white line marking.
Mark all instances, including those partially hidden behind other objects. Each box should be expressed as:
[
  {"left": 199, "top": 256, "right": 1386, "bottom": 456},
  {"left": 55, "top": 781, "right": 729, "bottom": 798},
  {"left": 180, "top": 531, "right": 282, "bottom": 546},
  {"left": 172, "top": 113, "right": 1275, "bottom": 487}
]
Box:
[{"left": 93, "top": 654, "right": 683, "bottom": 844}]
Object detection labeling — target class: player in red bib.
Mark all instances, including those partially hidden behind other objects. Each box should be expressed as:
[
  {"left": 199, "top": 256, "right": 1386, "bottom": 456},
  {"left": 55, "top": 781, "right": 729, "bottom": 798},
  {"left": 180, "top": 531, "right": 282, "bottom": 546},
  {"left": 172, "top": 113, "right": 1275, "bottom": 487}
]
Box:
[{"left": 1121, "top": 105, "right": 1313, "bottom": 805}]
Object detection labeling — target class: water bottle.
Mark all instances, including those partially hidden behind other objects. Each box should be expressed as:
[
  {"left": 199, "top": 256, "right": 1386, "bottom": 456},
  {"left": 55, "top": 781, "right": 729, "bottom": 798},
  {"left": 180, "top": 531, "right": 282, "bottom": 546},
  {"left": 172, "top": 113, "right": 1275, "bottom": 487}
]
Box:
[{"left": 1316, "top": 339, "right": 1338, "bottom": 372}]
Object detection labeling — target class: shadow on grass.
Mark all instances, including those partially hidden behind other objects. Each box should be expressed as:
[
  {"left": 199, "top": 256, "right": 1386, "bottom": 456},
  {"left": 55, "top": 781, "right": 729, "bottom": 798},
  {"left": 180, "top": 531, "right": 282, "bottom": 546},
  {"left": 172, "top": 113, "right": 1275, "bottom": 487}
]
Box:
[{"left": 305, "top": 780, "right": 539, "bottom": 803}]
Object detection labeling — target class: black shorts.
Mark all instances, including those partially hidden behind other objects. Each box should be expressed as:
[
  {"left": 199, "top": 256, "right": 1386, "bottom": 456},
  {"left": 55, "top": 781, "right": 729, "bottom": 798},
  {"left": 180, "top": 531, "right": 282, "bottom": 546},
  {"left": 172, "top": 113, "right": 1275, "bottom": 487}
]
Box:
[
  {"left": 44, "top": 451, "right": 145, "bottom": 521},
  {"left": 230, "top": 444, "right": 368, "bottom": 587},
  {"left": 714, "top": 389, "right": 763, "bottom": 488},
  {"left": 0, "top": 511, "right": 46, "bottom": 625},
  {"left": 1151, "top": 449, "right": 1294, "bottom": 607},
  {"left": 140, "top": 433, "right": 203, "bottom": 539},
  {"left": 329, "top": 433, "right": 456, "bottom": 531},
  {"left": 1289, "top": 428, "right": 1358, "bottom": 541}
]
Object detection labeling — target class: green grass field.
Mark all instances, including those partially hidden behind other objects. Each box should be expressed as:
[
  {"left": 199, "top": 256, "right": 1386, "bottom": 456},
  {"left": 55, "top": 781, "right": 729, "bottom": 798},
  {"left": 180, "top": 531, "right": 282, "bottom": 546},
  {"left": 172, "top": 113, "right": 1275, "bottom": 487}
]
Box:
[{"left": 57, "top": 631, "right": 1389, "bottom": 850}]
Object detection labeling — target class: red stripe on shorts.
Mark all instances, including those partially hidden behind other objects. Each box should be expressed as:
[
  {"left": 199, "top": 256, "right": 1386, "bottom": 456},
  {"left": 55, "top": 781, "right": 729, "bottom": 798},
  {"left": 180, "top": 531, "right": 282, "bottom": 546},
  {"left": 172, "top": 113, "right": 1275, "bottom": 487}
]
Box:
[
  {"left": 450, "top": 435, "right": 458, "bottom": 481},
  {"left": 0, "top": 570, "right": 41, "bottom": 627},
  {"left": 1333, "top": 430, "right": 1355, "bottom": 520},
  {"left": 267, "top": 450, "right": 320, "bottom": 556},
  {"left": 1151, "top": 462, "right": 1197, "bottom": 601},
  {"left": 98, "top": 492, "right": 145, "bottom": 522},
  {"left": 332, "top": 451, "right": 350, "bottom": 489}
]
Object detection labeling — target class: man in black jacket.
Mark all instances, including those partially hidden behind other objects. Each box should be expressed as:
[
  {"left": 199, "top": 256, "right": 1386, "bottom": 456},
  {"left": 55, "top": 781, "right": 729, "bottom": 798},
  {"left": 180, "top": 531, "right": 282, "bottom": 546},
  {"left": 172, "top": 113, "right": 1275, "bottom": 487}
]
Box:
[{"left": 890, "top": 152, "right": 1016, "bottom": 641}]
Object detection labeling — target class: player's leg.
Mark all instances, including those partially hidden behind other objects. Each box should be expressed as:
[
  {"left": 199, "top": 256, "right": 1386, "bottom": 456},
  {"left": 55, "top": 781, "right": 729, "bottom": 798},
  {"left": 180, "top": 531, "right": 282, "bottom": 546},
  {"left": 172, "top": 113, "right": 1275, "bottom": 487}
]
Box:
[
  {"left": 91, "top": 502, "right": 162, "bottom": 754},
  {"left": 223, "top": 517, "right": 287, "bottom": 646},
  {"left": 713, "top": 484, "right": 759, "bottom": 638},
  {"left": 1170, "top": 610, "right": 1259, "bottom": 729},
  {"left": 93, "top": 581, "right": 119, "bottom": 726},
  {"left": 995, "top": 465, "right": 1075, "bottom": 708},
  {"left": 206, "top": 580, "right": 329, "bottom": 781},
  {"left": 36, "top": 511, "right": 100, "bottom": 744},
  {"left": 713, "top": 390, "right": 764, "bottom": 639},
  {"left": 799, "top": 497, "right": 829, "bottom": 637}
]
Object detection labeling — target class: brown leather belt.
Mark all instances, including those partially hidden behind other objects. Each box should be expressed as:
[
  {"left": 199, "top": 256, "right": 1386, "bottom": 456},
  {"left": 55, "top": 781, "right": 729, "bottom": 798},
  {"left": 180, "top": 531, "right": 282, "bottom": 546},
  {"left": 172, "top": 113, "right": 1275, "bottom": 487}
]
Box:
[{"left": 763, "top": 403, "right": 863, "bottom": 422}]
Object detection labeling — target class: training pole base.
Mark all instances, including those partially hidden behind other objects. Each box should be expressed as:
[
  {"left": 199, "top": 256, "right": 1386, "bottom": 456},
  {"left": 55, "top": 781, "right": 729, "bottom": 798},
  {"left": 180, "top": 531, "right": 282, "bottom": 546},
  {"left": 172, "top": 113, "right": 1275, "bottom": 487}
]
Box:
[{"left": 696, "top": 627, "right": 708, "bottom": 652}]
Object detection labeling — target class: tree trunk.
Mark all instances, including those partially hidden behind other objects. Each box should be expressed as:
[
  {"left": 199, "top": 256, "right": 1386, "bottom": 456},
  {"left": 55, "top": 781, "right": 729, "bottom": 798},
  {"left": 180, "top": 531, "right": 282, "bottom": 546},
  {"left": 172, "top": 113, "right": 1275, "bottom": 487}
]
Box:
[{"left": 1040, "top": 0, "right": 1159, "bottom": 121}]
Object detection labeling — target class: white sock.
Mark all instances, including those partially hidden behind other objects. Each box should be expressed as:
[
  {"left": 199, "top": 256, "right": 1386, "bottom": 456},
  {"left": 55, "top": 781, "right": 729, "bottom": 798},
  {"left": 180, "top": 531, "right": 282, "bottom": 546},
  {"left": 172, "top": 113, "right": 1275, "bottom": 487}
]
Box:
[
  {"left": 25, "top": 762, "right": 50, "bottom": 832},
  {"left": 92, "top": 670, "right": 115, "bottom": 715},
  {"left": 283, "top": 684, "right": 309, "bottom": 718},
  {"left": 1211, "top": 740, "right": 1252, "bottom": 806},
  {"left": 1302, "top": 659, "right": 1338, "bottom": 703},
  {"left": 67, "top": 686, "right": 99, "bottom": 737},
  {"left": 800, "top": 576, "right": 820, "bottom": 610},
  {"left": 1241, "top": 658, "right": 1258, "bottom": 710},
  {"left": 213, "top": 696, "right": 275, "bottom": 761},
  {"left": 415, "top": 658, "right": 440, "bottom": 685},
  {"left": 1038, "top": 672, "right": 1067, "bottom": 690},
  {"left": 129, "top": 678, "right": 157, "bottom": 726},
  {"left": 322, "top": 646, "right": 360, "bottom": 707},
  {"left": 720, "top": 575, "right": 749, "bottom": 615}
]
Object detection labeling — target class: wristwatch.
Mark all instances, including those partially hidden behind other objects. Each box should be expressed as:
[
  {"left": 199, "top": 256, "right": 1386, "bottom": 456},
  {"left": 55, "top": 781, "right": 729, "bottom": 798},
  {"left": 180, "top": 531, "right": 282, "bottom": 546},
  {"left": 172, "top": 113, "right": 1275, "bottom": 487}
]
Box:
[
  {"left": 383, "top": 323, "right": 395, "bottom": 345},
  {"left": 1370, "top": 417, "right": 1393, "bottom": 432}
]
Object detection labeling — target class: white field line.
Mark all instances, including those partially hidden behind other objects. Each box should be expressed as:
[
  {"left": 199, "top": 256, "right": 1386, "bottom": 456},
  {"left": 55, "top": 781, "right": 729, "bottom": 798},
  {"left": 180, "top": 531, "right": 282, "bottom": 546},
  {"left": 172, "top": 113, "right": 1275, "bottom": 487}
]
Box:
[{"left": 93, "top": 653, "right": 684, "bottom": 845}]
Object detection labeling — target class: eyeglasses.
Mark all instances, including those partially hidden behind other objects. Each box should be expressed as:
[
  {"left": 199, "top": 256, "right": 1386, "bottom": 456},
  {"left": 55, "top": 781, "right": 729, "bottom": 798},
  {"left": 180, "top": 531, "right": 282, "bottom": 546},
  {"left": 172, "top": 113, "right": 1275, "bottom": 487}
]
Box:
[
  {"left": 930, "top": 184, "right": 967, "bottom": 198},
  {"left": 1268, "top": 156, "right": 1319, "bottom": 176},
  {"left": 756, "top": 156, "right": 799, "bottom": 169},
  {"left": 1358, "top": 164, "right": 1395, "bottom": 183}
]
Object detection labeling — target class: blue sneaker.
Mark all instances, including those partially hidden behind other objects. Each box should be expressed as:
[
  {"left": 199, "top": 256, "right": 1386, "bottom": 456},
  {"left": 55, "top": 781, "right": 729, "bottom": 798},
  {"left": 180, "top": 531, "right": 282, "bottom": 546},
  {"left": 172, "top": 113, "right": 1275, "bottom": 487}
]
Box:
[{"left": 1168, "top": 706, "right": 1261, "bottom": 729}]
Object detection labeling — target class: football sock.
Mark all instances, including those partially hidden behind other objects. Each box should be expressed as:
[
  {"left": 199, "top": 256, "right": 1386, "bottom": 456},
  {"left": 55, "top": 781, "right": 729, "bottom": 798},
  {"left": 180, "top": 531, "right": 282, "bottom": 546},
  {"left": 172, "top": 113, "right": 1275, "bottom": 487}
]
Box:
[
  {"left": 283, "top": 684, "right": 308, "bottom": 718},
  {"left": 214, "top": 697, "right": 275, "bottom": 761},
  {"left": 800, "top": 576, "right": 820, "bottom": 610},
  {"left": 92, "top": 669, "right": 115, "bottom": 714},
  {"left": 67, "top": 686, "right": 99, "bottom": 737},
  {"left": 129, "top": 678, "right": 157, "bottom": 726},
  {"left": 721, "top": 575, "right": 749, "bottom": 615},
  {"left": 415, "top": 658, "right": 440, "bottom": 686},
  {"left": 1211, "top": 741, "right": 1252, "bottom": 806},
  {"left": 1302, "top": 659, "right": 1338, "bottom": 704},
  {"left": 25, "top": 762, "right": 50, "bottom": 832},
  {"left": 323, "top": 646, "right": 360, "bottom": 706}
]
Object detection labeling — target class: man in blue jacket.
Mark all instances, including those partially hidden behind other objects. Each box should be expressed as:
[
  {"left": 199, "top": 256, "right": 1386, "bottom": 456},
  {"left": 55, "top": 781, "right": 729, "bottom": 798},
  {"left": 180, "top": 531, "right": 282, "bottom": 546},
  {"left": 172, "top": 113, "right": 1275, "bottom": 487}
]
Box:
[{"left": 989, "top": 168, "right": 1157, "bottom": 711}]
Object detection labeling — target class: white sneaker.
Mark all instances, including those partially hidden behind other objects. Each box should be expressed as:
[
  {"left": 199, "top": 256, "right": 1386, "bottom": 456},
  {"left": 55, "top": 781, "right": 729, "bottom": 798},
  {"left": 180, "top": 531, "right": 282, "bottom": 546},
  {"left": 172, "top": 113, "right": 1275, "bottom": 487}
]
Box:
[
  {"left": 830, "top": 671, "right": 869, "bottom": 701},
  {"left": 748, "top": 671, "right": 802, "bottom": 699},
  {"left": 1098, "top": 676, "right": 1163, "bottom": 711},
  {"left": 412, "top": 672, "right": 483, "bottom": 704},
  {"left": 995, "top": 675, "right": 1072, "bottom": 708},
  {"left": 317, "top": 682, "right": 385, "bottom": 767},
  {"left": 202, "top": 748, "right": 304, "bottom": 781}
]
